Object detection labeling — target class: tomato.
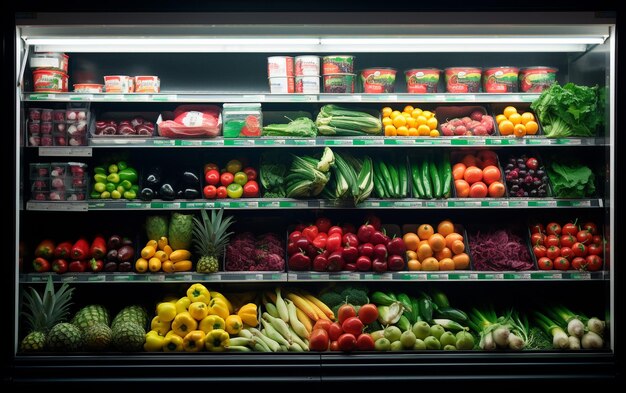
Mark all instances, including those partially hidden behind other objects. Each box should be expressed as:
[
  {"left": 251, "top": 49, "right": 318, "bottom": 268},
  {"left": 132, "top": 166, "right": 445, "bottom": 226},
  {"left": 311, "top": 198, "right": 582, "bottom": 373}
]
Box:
[
  {"left": 302, "top": 225, "right": 319, "bottom": 242},
  {"left": 546, "top": 222, "right": 562, "bottom": 236},
  {"left": 530, "top": 223, "right": 545, "bottom": 234},
  {"left": 585, "top": 255, "right": 603, "bottom": 271},
  {"left": 342, "top": 317, "right": 364, "bottom": 336},
  {"left": 560, "top": 247, "right": 573, "bottom": 260},
  {"left": 226, "top": 183, "right": 243, "bottom": 199},
  {"left": 576, "top": 230, "right": 592, "bottom": 244},
  {"left": 225, "top": 159, "right": 243, "bottom": 174},
  {"left": 328, "top": 322, "right": 343, "bottom": 341},
  {"left": 289, "top": 231, "right": 302, "bottom": 243},
  {"left": 337, "top": 333, "right": 357, "bottom": 352},
  {"left": 204, "top": 169, "right": 220, "bottom": 186},
  {"left": 357, "top": 304, "right": 379, "bottom": 325},
  {"left": 587, "top": 243, "right": 603, "bottom": 256},
  {"left": 242, "top": 167, "right": 257, "bottom": 181},
  {"left": 312, "top": 319, "right": 332, "bottom": 332},
  {"left": 356, "top": 333, "right": 376, "bottom": 351},
  {"left": 342, "top": 233, "right": 359, "bottom": 248},
  {"left": 546, "top": 246, "right": 561, "bottom": 260},
  {"left": 243, "top": 180, "right": 259, "bottom": 198},
  {"left": 562, "top": 222, "right": 578, "bottom": 236},
  {"left": 571, "top": 257, "right": 586, "bottom": 271},
  {"left": 572, "top": 242, "right": 587, "bottom": 257},
  {"left": 309, "top": 329, "right": 329, "bottom": 351},
  {"left": 233, "top": 171, "right": 248, "bottom": 186},
  {"left": 592, "top": 235, "right": 603, "bottom": 246},
  {"left": 554, "top": 257, "right": 570, "bottom": 271},
  {"left": 531, "top": 232, "right": 545, "bottom": 246},
  {"left": 545, "top": 235, "right": 560, "bottom": 247},
  {"left": 337, "top": 304, "right": 357, "bottom": 324},
  {"left": 220, "top": 172, "right": 234, "bottom": 186},
  {"left": 203, "top": 185, "right": 217, "bottom": 199},
  {"left": 328, "top": 226, "right": 343, "bottom": 236},
  {"left": 216, "top": 186, "right": 228, "bottom": 199},
  {"left": 537, "top": 257, "right": 553, "bottom": 270},
  {"left": 560, "top": 234, "right": 576, "bottom": 248},
  {"left": 582, "top": 222, "right": 598, "bottom": 235},
  {"left": 312, "top": 233, "right": 328, "bottom": 249},
  {"left": 533, "top": 245, "right": 547, "bottom": 259},
  {"left": 329, "top": 341, "right": 339, "bottom": 351},
  {"left": 315, "top": 217, "right": 333, "bottom": 234},
  {"left": 326, "top": 233, "right": 343, "bottom": 253}
]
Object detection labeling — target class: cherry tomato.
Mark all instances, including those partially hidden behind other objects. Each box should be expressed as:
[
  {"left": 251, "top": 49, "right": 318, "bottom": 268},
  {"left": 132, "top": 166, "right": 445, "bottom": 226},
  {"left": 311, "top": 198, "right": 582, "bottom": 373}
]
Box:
[
  {"left": 587, "top": 243, "right": 603, "bottom": 256},
  {"left": 572, "top": 242, "right": 587, "bottom": 257},
  {"left": 582, "top": 222, "right": 598, "bottom": 235},
  {"left": 242, "top": 166, "right": 257, "bottom": 181},
  {"left": 592, "top": 235, "right": 603, "bottom": 246},
  {"left": 216, "top": 186, "right": 228, "bottom": 199},
  {"left": 337, "top": 333, "right": 357, "bottom": 352},
  {"left": 533, "top": 245, "right": 547, "bottom": 259},
  {"left": 315, "top": 217, "right": 333, "bottom": 234},
  {"left": 545, "top": 235, "right": 560, "bottom": 247},
  {"left": 328, "top": 226, "right": 343, "bottom": 236},
  {"left": 571, "top": 257, "right": 586, "bottom": 271},
  {"left": 554, "top": 257, "right": 570, "bottom": 271},
  {"left": 203, "top": 185, "right": 217, "bottom": 199},
  {"left": 537, "top": 257, "right": 553, "bottom": 270},
  {"left": 357, "top": 304, "right": 379, "bottom": 325},
  {"left": 242, "top": 180, "right": 259, "bottom": 198},
  {"left": 337, "top": 304, "right": 357, "bottom": 324},
  {"left": 576, "top": 230, "right": 592, "bottom": 243},
  {"left": 531, "top": 232, "right": 545, "bottom": 246},
  {"left": 220, "top": 172, "right": 234, "bottom": 186},
  {"left": 328, "top": 322, "right": 343, "bottom": 341},
  {"left": 546, "top": 222, "right": 562, "bottom": 236},
  {"left": 560, "top": 247, "right": 573, "bottom": 260},
  {"left": 585, "top": 255, "right": 603, "bottom": 271},
  {"left": 204, "top": 169, "right": 220, "bottom": 186},
  {"left": 560, "top": 234, "right": 576, "bottom": 248},
  {"left": 309, "top": 329, "right": 329, "bottom": 351},
  {"left": 342, "top": 317, "right": 364, "bottom": 336},
  {"left": 546, "top": 246, "right": 561, "bottom": 260},
  {"left": 530, "top": 223, "right": 545, "bottom": 234},
  {"left": 562, "top": 222, "right": 578, "bottom": 236}
]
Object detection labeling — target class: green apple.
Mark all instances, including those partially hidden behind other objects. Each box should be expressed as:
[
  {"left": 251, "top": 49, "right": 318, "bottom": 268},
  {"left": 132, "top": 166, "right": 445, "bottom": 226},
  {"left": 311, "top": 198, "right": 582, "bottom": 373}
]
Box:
[
  {"left": 400, "top": 330, "right": 417, "bottom": 349},
  {"left": 444, "top": 344, "right": 457, "bottom": 350},
  {"left": 412, "top": 321, "right": 431, "bottom": 340},
  {"left": 440, "top": 331, "right": 456, "bottom": 347},
  {"left": 424, "top": 336, "right": 441, "bottom": 350},
  {"left": 383, "top": 326, "right": 402, "bottom": 343},
  {"left": 226, "top": 183, "right": 243, "bottom": 199},
  {"left": 111, "top": 190, "right": 121, "bottom": 199},
  {"left": 374, "top": 338, "right": 391, "bottom": 351},
  {"left": 430, "top": 324, "right": 445, "bottom": 340},
  {"left": 413, "top": 339, "right": 426, "bottom": 350},
  {"left": 390, "top": 340, "right": 403, "bottom": 351},
  {"left": 233, "top": 171, "right": 248, "bottom": 186},
  {"left": 456, "top": 331, "right": 475, "bottom": 350}
]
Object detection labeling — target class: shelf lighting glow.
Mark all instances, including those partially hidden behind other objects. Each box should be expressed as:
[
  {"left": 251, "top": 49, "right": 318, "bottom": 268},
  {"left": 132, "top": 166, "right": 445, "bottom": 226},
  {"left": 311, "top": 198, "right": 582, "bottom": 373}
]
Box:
[{"left": 24, "top": 35, "right": 607, "bottom": 53}]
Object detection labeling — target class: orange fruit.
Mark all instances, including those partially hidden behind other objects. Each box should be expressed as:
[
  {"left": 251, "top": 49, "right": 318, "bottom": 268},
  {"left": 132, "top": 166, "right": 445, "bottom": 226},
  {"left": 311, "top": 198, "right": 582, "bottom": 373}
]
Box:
[
  {"left": 520, "top": 112, "right": 535, "bottom": 124},
  {"left": 417, "top": 124, "right": 431, "bottom": 136},
  {"left": 469, "top": 181, "right": 488, "bottom": 198},
  {"left": 421, "top": 257, "right": 440, "bottom": 271},
  {"left": 417, "top": 243, "right": 433, "bottom": 261},
  {"left": 464, "top": 166, "right": 483, "bottom": 184},
  {"left": 452, "top": 163, "right": 467, "bottom": 180},
  {"left": 498, "top": 120, "right": 514, "bottom": 136},
  {"left": 406, "top": 250, "right": 418, "bottom": 260},
  {"left": 437, "top": 220, "right": 455, "bottom": 237},
  {"left": 382, "top": 117, "right": 393, "bottom": 126},
  {"left": 426, "top": 117, "right": 438, "bottom": 130},
  {"left": 450, "top": 239, "right": 465, "bottom": 254},
  {"left": 509, "top": 113, "right": 522, "bottom": 125},
  {"left": 422, "top": 110, "right": 434, "bottom": 119},
  {"left": 514, "top": 124, "right": 526, "bottom": 138},
  {"left": 406, "top": 117, "right": 417, "bottom": 129},
  {"left": 403, "top": 233, "right": 420, "bottom": 251},
  {"left": 428, "top": 233, "right": 446, "bottom": 252},
  {"left": 407, "top": 259, "right": 422, "bottom": 271},
  {"left": 403, "top": 105, "right": 415, "bottom": 114},
  {"left": 488, "top": 181, "right": 506, "bottom": 198},
  {"left": 419, "top": 239, "right": 429, "bottom": 248},
  {"left": 503, "top": 106, "right": 518, "bottom": 118},
  {"left": 396, "top": 126, "right": 409, "bottom": 136},
  {"left": 525, "top": 121, "right": 539, "bottom": 135},
  {"left": 390, "top": 110, "right": 402, "bottom": 119},
  {"left": 381, "top": 107, "right": 393, "bottom": 117},
  {"left": 417, "top": 224, "right": 435, "bottom": 240},
  {"left": 408, "top": 127, "right": 419, "bottom": 136},
  {"left": 411, "top": 108, "right": 423, "bottom": 118},
  {"left": 445, "top": 233, "right": 464, "bottom": 249},
  {"left": 495, "top": 114, "right": 507, "bottom": 124},
  {"left": 482, "top": 165, "right": 501, "bottom": 185},
  {"left": 461, "top": 154, "right": 477, "bottom": 168},
  {"left": 416, "top": 115, "right": 428, "bottom": 126},
  {"left": 429, "top": 130, "right": 440, "bottom": 137},
  {"left": 452, "top": 253, "right": 471, "bottom": 270},
  {"left": 393, "top": 115, "right": 407, "bottom": 128},
  {"left": 454, "top": 179, "right": 470, "bottom": 198},
  {"left": 439, "top": 258, "right": 455, "bottom": 271},
  {"left": 434, "top": 247, "right": 453, "bottom": 260},
  {"left": 384, "top": 125, "right": 397, "bottom": 136}
]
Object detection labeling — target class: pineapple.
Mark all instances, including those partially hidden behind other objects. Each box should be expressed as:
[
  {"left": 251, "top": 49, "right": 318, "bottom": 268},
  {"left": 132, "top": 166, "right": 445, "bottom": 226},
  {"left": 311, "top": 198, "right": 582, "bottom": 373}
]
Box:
[
  {"left": 19, "top": 277, "right": 74, "bottom": 352},
  {"left": 83, "top": 323, "right": 112, "bottom": 351},
  {"left": 46, "top": 322, "right": 83, "bottom": 352},
  {"left": 72, "top": 304, "right": 110, "bottom": 332},
  {"left": 112, "top": 305, "right": 148, "bottom": 329},
  {"left": 193, "top": 208, "right": 234, "bottom": 273},
  {"left": 111, "top": 321, "right": 145, "bottom": 352}
]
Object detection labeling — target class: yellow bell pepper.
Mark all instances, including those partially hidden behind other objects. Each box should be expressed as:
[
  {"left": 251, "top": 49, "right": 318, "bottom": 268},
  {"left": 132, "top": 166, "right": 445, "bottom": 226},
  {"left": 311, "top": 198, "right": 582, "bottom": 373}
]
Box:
[
  {"left": 207, "top": 297, "right": 230, "bottom": 320},
  {"left": 156, "top": 302, "right": 177, "bottom": 322},
  {"left": 171, "top": 311, "right": 198, "bottom": 337},
  {"left": 183, "top": 330, "right": 206, "bottom": 352},
  {"left": 151, "top": 315, "right": 171, "bottom": 336},
  {"left": 188, "top": 301, "right": 209, "bottom": 321},
  {"left": 225, "top": 315, "right": 243, "bottom": 335},
  {"left": 237, "top": 303, "right": 258, "bottom": 327},
  {"left": 175, "top": 297, "right": 192, "bottom": 314},
  {"left": 205, "top": 329, "right": 230, "bottom": 352},
  {"left": 210, "top": 291, "right": 234, "bottom": 313},
  {"left": 199, "top": 315, "right": 226, "bottom": 333},
  {"left": 144, "top": 330, "right": 165, "bottom": 352},
  {"left": 163, "top": 331, "right": 184, "bottom": 352},
  {"left": 186, "top": 283, "right": 211, "bottom": 304}
]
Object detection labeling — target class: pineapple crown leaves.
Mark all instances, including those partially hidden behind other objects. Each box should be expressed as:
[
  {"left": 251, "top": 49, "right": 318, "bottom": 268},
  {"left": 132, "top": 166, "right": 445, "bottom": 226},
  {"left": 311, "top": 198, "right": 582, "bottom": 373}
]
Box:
[
  {"left": 21, "top": 276, "right": 74, "bottom": 332},
  {"left": 192, "top": 208, "right": 235, "bottom": 258}
]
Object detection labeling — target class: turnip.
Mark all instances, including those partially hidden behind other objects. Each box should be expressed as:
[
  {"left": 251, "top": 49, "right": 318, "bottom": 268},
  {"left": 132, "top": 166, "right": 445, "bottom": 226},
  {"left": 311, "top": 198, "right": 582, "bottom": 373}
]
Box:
[
  {"left": 450, "top": 118, "right": 463, "bottom": 127},
  {"left": 470, "top": 110, "right": 484, "bottom": 121}
]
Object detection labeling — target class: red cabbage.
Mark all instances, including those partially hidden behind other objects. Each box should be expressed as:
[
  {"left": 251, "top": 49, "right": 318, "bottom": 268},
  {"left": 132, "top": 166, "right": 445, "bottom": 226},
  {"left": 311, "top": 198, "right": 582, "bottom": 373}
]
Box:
[
  {"left": 469, "top": 229, "right": 533, "bottom": 271},
  {"left": 225, "top": 232, "right": 285, "bottom": 271}
]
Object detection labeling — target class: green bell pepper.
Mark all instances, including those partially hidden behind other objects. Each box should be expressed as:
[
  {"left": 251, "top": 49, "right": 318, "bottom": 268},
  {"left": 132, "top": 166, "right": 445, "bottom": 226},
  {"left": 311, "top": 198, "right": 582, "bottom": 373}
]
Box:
[
  {"left": 117, "top": 161, "right": 128, "bottom": 171},
  {"left": 108, "top": 164, "right": 119, "bottom": 174},
  {"left": 94, "top": 166, "right": 106, "bottom": 175},
  {"left": 93, "top": 182, "right": 106, "bottom": 193},
  {"left": 123, "top": 190, "right": 137, "bottom": 199},
  {"left": 107, "top": 173, "right": 120, "bottom": 184},
  {"left": 94, "top": 173, "right": 107, "bottom": 183},
  {"left": 118, "top": 168, "right": 138, "bottom": 184},
  {"left": 105, "top": 183, "right": 116, "bottom": 193},
  {"left": 100, "top": 191, "right": 111, "bottom": 199},
  {"left": 120, "top": 180, "right": 133, "bottom": 190},
  {"left": 90, "top": 191, "right": 101, "bottom": 199}
]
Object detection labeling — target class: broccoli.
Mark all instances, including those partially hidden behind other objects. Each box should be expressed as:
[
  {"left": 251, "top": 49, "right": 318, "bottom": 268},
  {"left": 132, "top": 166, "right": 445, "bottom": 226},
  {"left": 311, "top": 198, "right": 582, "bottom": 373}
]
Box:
[
  {"left": 319, "top": 292, "right": 344, "bottom": 309},
  {"left": 339, "top": 287, "right": 369, "bottom": 306}
]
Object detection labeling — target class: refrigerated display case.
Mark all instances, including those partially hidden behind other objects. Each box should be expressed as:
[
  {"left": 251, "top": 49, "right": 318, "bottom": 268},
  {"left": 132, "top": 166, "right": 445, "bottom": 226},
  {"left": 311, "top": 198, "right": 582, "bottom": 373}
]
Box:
[{"left": 6, "top": 10, "right": 619, "bottom": 385}]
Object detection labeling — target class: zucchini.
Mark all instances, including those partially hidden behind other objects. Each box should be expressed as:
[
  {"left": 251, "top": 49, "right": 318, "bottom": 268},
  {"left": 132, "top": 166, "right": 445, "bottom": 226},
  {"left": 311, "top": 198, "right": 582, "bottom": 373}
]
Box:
[
  {"left": 410, "top": 297, "right": 420, "bottom": 324},
  {"left": 396, "top": 315, "right": 412, "bottom": 332},
  {"left": 430, "top": 289, "right": 450, "bottom": 309},
  {"left": 434, "top": 307, "right": 469, "bottom": 324},
  {"left": 441, "top": 154, "right": 452, "bottom": 199},
  {"left": 429, "top": 157, "right": 442, "bottom": 198},
  {"left": 373, "top": 168, "right": 387, "bottom": 198},
  {"left": 378, "top": 161, "right": 396, "bottom": 198},
  {"left": 411, "top": 161, "right": 425, "bottom": 198},
  {"left": 421, "top": 159, "right": 433, "bottom": 199},
  {"left": 397, "top": 160, "right": 408, "bottom": 198},
  {"left": 387, "top": 163, "right": 400, "bottom": 197}
]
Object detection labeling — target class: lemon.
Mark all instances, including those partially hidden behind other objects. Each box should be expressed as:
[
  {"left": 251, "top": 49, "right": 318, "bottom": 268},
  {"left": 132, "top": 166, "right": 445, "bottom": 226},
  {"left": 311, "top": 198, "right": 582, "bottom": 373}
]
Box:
[
  {"left": 382, "top": 117, "right": 393, "bottom": 126},
  {"left": 416, "top": 115, "right": 428, "bottom": 126},
  {"left": 426, "top": 117, "right": 438, "bottom": 130},
  {"left": 393, "top": 116, "right": 407, "bottom": 128},
  {"left": 429, "top": 129, "right": 440, "bottom": 137},
  {"left": 396, "top": 126, "right": 409, "bottom": 136},
  {"left": 422, "top": 110, "right": 434, "bottom": 119},
  {"left": 417, "top": 124, "right": 431, "bottom": 136},
  {"left": 411, "top": 108, "right": 423, "bottom": 118},
  {"left": 403, "top": 105, "right": 415, "bottom": 114},
  {"left": 382, "top": 107, "right": 393, "bottom": 117},
  {"left": 390, "top": 110, "right": 402, "bottom": 119},
  {"left": 384, "top": 125, "right": 397, "bottom": 136}
]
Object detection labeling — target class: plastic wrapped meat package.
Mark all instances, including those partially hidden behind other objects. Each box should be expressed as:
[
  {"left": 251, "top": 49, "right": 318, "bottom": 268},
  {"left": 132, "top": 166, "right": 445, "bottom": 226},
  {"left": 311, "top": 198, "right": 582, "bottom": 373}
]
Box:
[{"left": 157, "top": 105, "right": 222, "bottom": 138}]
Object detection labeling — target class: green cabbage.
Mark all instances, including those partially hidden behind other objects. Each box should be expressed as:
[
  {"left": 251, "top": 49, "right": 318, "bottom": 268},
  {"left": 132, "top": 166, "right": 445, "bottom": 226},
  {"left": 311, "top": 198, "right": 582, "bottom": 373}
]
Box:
[{"left": 168, "top": 213, "right": 193, "bottom": 250}]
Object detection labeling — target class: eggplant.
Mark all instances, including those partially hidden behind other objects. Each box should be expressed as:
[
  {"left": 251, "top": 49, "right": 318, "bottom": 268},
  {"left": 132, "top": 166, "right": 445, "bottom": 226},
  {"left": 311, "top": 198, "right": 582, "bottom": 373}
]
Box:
[
  {"left": 105, "top": 261, "right": 118, "bottom": 272},
  {"left": 107, "top": 235, "right": 122, "bottom": 250},
  {"left": 182, "top": 171, "right": 200, "bottom": 186},
  {"left": 176, "top": 189, "right": 184, "bottom": 198},
  {"left": 183, "top": 188, "right": 200, "bottom": 199},
  {"left": 145, "top": 167, "right": 161, "bottom": 187},
  {"left": 117, "top": 245, "right": 135, "bottom": 262},
  {"left": 118, "top": 261, "right": 132, "bottom": 272},
  {"left": 122, "top": 237, "right": 134, "bottom": 246},
  {"left": 159, "top": 183, "right": 176, "bottom": 200},
  {"left": 106, "top": 249, "right": 118, "bottom": 262},
  {"left": 140, "top": 187, "right": 155, "bottom": 201}
]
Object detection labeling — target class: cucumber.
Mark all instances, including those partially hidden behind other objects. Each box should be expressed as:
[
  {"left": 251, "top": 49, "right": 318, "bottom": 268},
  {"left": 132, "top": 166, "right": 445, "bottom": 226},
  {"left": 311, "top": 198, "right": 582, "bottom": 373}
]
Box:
[
  {"left": 419, "top": 297, "right": 433, "bottom": 323},
  {"left": 378, "top": 161, "right": 396, "bottom": 198},
  {"left": 421, "top": 159, "right": 433, "bottom": 199},
  {"left": 411, "top": 161, "right": 425, "bottom": 198},
  {"left": 430, "top": 289, "right": 450, "bottom": 309},
  {"left": 434, "top": 307, "right": 469, "bottom": 324},
  {"left": 441, "top": 154, "right": 452, "bottom": 198},
  {"left": 387, "top": 163, "right": 400, "bottom": 197},
  {"left": 396, "top": 315, "right": 412, "bottom": 332},
  {"left": 429, "top": 158, "right": 442, "bottom": 198},
  {"left": 373, "top": 168, "right": 387, "bottom": 198},
  {"left": 397, "top": 160, "right": 408, "bottom": 198}
]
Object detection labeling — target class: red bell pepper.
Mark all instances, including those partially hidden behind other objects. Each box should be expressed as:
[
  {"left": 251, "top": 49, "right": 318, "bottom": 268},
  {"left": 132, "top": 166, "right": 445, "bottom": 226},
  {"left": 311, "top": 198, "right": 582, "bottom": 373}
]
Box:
[
  {"left": 312, "top": 233, "right": 328, "bottom": 249},
  {"left": 34, "top": 240, "right": 55, "bottom": 259},
  {"left": 326, "top": 233, "right": 343, "bottom": 253},
  {"left": 53, "top": 241, "right": 73, "bottom": 259},
  {"left": 71, "top": 238, "right": 90, "bottom": 260},
  {"left": 90, "top": 236, "right": 107, "bottom": 260},
  {"left": 287, "top": 251, "right": 311, "bottom": 271},
  {"left": 52, "top": 259, "right": 68, "bottom": 274},
  {"left": 327, "top": 250, "right": 345, "bottom": 272},
  {"left": 32, "top": 257, "right": 51, "bottom": 272},
  {"left": 89, "top": 258, "right": 104, "bottom": 272},
  {"left": 302, "top": 225, "right": 319, "bottom": 242},
  {"left": 69, "top": 260, "right": 88, "bottom": 272}
]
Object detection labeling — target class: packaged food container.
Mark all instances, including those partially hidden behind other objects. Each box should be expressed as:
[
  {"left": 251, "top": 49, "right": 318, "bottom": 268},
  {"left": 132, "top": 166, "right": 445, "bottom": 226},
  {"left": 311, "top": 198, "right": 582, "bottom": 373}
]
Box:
[
  {"left": 267, "top": 56, "right": 294, "bottom": 77},
  {"left": 134, "top": 76, "right": 160, "bottom": 93},
  {"left": 40, "top": 122, "right": 52, "bottom": 134},
  {"left": 30, "top": 52, "right": 69, "bottom": 73},
  {"left": 53, "top": 110, "right": 66, "bottom": 122},
  {"left": 53, "top": 133, "right": 67, "bottom": 146},
  {"left": 323, "top": 73, "right": 356, "bottom": 93},
  {"left": 30, "top": 163, "right": 50, "bottom": 178},
  {"left": 519, "top": 67, "right": 558, "bottom": 93},
  {"left": 31, "top": 179, "right": 50, "bottom": 192},
  {"left": 41, "top": 109, "right": 53, "bottom": 122},
  {"left": 222, "top": 103, "right": 263, "bottom": 137},
  {"left": 40, "top": 134, "right": 53, "bottom": 146},
  {"left": 104, "top": 75, "right": 133, "bottom": 93},
  {"left": 360, "top": 68, "right": 397, "bottom": 93},
  {"left": 73, "top": 84, "right": 104, "bottom": 93},
  {"left": 295, "top": 76, "right": 320, "bottom": 93},
  {"left": 445, "top": 67, "right": 482, "bottom": 93},
  {"left": 50, "top": 163, "right": 67, "bottom": 177},
  {"left": 33, "top": 69, "right": 68, "bottom": 92},
  {"left": 29, "top": 108, "right": 42, "bottom": 121},
  {"left": 295, "top": 56, "right": 320, "bottom": 76},
  {"left": 28, "top": 134, "right": 41, "bottom": 147},
  {"left": 483, "top": 67, "right": 519, "bottom": 93},
  {"left": 405, "top": 68, "right": 441, "bottom": 93},
  {"left": 269, "top": 77, "right": 295, "bottom": 94},
  {"left": 65, "top": 188, "right": 87, "bottom": 201},
  {"left": 48, "top": 190, "right": 66, "bottom": 201},
  {"left": 28, "top": 122, "right": 40, "bottom": 134},
  {"left": 322, "top": 55, "right": 355, "bottom": 74}
]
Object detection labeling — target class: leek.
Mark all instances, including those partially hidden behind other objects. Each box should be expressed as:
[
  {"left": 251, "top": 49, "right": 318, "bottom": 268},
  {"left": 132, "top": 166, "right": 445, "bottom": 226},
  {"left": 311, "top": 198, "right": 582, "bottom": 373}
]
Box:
[{"left": 534, "top": 311, "right": 569, "bottom": 349}]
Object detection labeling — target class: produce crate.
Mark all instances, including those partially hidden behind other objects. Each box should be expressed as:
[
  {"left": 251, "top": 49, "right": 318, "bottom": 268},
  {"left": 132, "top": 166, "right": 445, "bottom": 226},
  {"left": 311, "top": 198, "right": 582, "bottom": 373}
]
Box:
[
  {"left": 90, "top": 111, "right": 159, "bottom": 141},
  {"left": 407, "top": 152, "right": 454, "bottom": 200},
  {"left": 466, "top": 224, "right": 536, "bottom": 272},
  {"left": 402, "top": 223, "right": 473, "bottom": 271},
  {"left": 491, "top": 102, "right": 544, "bottom": 138},
  {"left": 500, "top": 151, "right": 553, "bottom": 198},
  {"left": 433, "top": 105, "right": 497, "bottom": 137},
  {"left": 371, "top": 152, "right": 412, "bottom": 199},
  {"left": 541, "top": 154, "right": 602, "bottom": 199},
  {"left": 450, "top": 149, "right": 507, "bottom": 199}
]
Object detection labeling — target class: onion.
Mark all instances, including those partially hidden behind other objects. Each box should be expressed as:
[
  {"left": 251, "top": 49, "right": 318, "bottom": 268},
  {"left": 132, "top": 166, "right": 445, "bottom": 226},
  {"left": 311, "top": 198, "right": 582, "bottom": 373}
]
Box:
[
  {"left": 553, "top": 329, "right": 569, "bottom": 349},
  {"left": 568, "top": 335, "right": 581, "bottom": 350},
  {"left": 493, "top": 326, "right": 510, "bottom": 347},
  {"left": 587, "top": 317, "right": 605, "bottom": 335},
  {"left": 507, "top": 333, "right": 525, "bottom": 350},
  {"left": 480, "top": 331, "right": 496, "bottom": 350},
  {"left": 567, "top": 319, "right": 585, "bottom": 338},
  {"left": 581, "top": 331, "right": 603, "bottom": 349}
]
